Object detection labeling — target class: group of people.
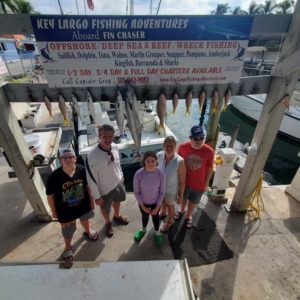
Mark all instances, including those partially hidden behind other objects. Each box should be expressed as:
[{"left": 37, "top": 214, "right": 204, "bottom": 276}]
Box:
[{"left": 46, "top": 123, "right": 214, "bottom": 261}]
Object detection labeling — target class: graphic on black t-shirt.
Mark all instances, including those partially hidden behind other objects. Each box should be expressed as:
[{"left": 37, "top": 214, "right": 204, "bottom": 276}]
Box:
[{"left": 62, "top": 179, "right": 85, "bottom": 207}]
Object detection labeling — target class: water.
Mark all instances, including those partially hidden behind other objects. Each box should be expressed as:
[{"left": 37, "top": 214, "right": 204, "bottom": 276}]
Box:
[
  {"left": 220, "top": 104, "right": 300, "bottom": 185},
  {"left": 123, "top": 99, "right": 300, "bottom": 191}
]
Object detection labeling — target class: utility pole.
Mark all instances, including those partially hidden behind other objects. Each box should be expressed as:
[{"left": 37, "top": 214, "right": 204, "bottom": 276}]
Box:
[{"left": 231, "top": 0, "right": 300, "bottom": 211}]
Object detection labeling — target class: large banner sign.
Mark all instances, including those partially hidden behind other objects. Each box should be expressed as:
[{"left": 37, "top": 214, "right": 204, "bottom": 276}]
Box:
[{"left": 31, "top": 15, "right": 253, "bottom": 87}]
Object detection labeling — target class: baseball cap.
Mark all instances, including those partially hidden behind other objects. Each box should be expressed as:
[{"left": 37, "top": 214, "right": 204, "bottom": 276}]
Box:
[
  {"left": 190, "top": 125, "right": 206, "bottom": 139},
  {"left": 60, "top": 148, "right": 76, "bottom": 157}
]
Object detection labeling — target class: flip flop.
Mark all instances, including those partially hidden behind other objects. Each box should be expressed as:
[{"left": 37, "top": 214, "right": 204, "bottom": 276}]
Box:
[
  {"left": 185, "top": 218, "right": 193, "bottom": 229},
  {"left": 83, "top": 230, "right": 98, "bottom": 241},
  {"left": 160, "top": 222, "right": 174, "bottom": 233},
  {"left": 159, "top": 214, "right": 167, "bottom": 220},
  {"left": 174, "top": 211, "right": 184, "bottom": 221}
]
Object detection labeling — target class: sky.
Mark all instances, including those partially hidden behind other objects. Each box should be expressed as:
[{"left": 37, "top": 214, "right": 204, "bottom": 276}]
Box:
[{"left": 29, "top": 0, "right": 267, "bottom": 16}]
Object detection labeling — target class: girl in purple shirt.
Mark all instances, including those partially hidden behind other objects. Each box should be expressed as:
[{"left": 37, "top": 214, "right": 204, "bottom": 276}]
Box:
[{"left": 133, "top": 151, "right": 166, "bottom": 246}]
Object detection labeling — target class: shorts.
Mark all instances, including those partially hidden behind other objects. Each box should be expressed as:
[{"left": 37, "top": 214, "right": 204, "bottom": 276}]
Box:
[
  {"left": 184, "top": 187, "right": 204, "bottom": 204},
  {"left": 80, "top": 210, "right": 94, "bottom": 220},
  {"left": 101, "top": 182, "right": 126, "bottom": 213},
  {"left": 164, "top": 194, "right": 177, "bottom": 205}
]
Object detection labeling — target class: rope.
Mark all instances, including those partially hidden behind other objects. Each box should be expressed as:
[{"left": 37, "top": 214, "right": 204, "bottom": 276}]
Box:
[{"left": 247, "top": 174, "right": 264, "bottom": 219}]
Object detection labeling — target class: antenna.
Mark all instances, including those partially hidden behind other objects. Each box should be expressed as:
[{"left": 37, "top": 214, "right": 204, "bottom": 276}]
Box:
[
  {"left": 57, "top": 0, "right": 64, "bottom": 14},
  {"left": 156, "top": 0, "right": 162, "bottom": 15}
]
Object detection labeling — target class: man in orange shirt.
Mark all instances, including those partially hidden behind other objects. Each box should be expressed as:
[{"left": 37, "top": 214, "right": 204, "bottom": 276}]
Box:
[{"left": 176, "top": 125, "right": 214, "bottom": 228}]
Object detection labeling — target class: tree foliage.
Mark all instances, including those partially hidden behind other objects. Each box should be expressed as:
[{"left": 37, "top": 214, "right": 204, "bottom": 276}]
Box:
[
  {"left": 212, "top": 0, "right": 295, "bottom": 15},
  {"left": 211, "top": 3, "right": 230, "bottom": 15},
  {"left": 0, "top": 0, "right": 38, "bottom": 14}
]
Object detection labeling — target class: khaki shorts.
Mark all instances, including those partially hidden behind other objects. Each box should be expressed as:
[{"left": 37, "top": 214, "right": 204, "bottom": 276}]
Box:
[
  {"left": 101, "top": 182, "right": 126, "bottom": 213},
  {"left": 164, "top": 194, "right": 177, "bottom": 205}
]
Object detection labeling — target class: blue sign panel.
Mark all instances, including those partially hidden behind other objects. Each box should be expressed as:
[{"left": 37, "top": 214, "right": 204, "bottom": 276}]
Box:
[{"left": 31, "top": 15, "right": 253, "bottom": 42}]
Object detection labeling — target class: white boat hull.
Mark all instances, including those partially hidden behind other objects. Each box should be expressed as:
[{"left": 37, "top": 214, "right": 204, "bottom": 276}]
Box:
[
  {"left": 77, "top": 102, "right": 178, "bottom": 165},
  {"left": 231, "top": 94, "right": 300, "bottom": 141}
]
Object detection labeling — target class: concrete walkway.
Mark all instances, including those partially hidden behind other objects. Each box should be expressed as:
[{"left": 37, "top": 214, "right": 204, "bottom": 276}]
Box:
[{"left": 0, "top": 155, "right": 300, "bottom": 299}]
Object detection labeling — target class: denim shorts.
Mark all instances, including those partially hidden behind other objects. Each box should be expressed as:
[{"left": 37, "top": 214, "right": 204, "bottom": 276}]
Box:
[{"left": 184, "top": 187, "right": 204, "bottom": 204}]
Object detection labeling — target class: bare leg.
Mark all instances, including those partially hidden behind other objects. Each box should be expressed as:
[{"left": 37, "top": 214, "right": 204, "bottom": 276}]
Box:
[
  {"left": 60, "top": 221, "right": 75, "bottom": 251},
  {"left": 185, "top": 201, "right": 196, "bottom": 219},
  {"left": 160, "top": 202, "right": 167, "bottom": 216},
  {"left": 167, "top": 204, "right": 175, "bottom": 223},
  {"left": 112, "top": 201, "right": 120, "bottom": 218},
  {"left": 100, "top": 207, "right": 111, "bottom": 224},
  {"left": 63, "top": 237, "right": 72, "bottom": 251},
  {"left": 179, "top": 199, "right": 187, "bottom": 213},
  {"left": 80, "top": 219, "right": 90, "bottom": 234}
]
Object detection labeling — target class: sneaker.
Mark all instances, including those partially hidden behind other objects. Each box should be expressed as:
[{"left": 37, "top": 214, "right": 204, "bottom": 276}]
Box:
[
  {"left": 134, "top": 229, "right": 146, "bottom": 242},
  {"left": 105, "top": 222, "right": 114, "bottom": 238},
  {"left": 154, "top": 234, "right": 164, "bottom": 246}
]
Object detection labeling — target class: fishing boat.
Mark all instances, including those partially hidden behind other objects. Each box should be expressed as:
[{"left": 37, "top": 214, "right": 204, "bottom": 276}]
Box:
[
  {"left": 77, "top": 101, "right": 178, "bottom": 166},
  {"left": 231, "top": 91, "right": 300, "bottom": 141}
]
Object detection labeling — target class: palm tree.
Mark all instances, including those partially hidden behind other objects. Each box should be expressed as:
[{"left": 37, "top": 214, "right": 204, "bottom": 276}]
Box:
[
  {"left": 0, "top": 0, "right": 18, "bottom": 13},
  {"left": 14, "top": 0, "right": 36, "bottom": 13},
  {"left": 276, "top": 0, "right": 295, "bottom": 14},
  {"left": 231, "top": 6, "right": 248, "bottom": 15},
  {"left": 211, "top": 3, "right": 230, "bottom": 15},
  {"left": 260, "top": 0, "right": 278, "bottom": 14},
  {"left": 0, "top": 0, "right": 38, "bottom": 13},
  {"left": 248, "top": 1, "right": 263, "bottom": 14}
]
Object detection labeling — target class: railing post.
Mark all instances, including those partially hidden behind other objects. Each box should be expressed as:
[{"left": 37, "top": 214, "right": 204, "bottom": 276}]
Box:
[{"left": 0, "top": 84, "right": 51, "bottom": 221}]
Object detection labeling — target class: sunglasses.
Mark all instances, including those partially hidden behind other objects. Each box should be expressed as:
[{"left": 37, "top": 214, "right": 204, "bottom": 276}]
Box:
[
  {"left": 62, "top": 156, "right": 75, "bottom": 160},
  {"left": 108, "top": 151, "right": 115, "bottom": 162},
  {"left": 192, "top": 137, "right": 205, "bottom": 141}
]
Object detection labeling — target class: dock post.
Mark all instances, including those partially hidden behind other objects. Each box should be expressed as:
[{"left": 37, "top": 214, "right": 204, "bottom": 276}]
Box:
[
  {"left": 231, "top": 0, "right": 300, "bottom": 212},
  {"left": 229, "top": 124, "right": 240, "bottom": 149},
  {"left": 0, "top": 85, "right": 51, "bottom": 221}
]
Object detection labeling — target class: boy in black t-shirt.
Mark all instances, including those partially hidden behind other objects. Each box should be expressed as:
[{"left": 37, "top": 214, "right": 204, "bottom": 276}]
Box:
[{"left": 46, "top": 149, "right": 98, "bottom": 262}]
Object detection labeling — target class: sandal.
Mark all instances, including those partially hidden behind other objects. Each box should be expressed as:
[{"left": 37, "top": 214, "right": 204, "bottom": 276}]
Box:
[
  {"left": 185, "top": 218, "right": 193, "bottom": 229},
  {"left": 160, "top": 222, "right": 174, "bottom": 233},
  {"left": 159, "top": 214, "right": 167, "bottom": 220},
  {"left": 83, "top": 230, "right": 98, "bottom": 241},
  {"left": 113, "top": 215, "right": 129, "bottom": 225},
  {"left": 174, "top": 211, "right": 184, "bottom": 221},
  {"left": 63, "top": 250, "right": 73, "bottom": 262}
]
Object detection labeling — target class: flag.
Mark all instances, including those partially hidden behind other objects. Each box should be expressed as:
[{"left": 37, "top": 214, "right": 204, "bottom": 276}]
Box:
[{"left": 87, "top": 0, "right": 94, "bottom": 10}]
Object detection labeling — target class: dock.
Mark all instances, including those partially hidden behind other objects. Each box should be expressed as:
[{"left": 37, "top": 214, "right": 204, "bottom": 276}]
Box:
[{"left": 1, "top": 153, "right": 300, "bottom": 299}]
